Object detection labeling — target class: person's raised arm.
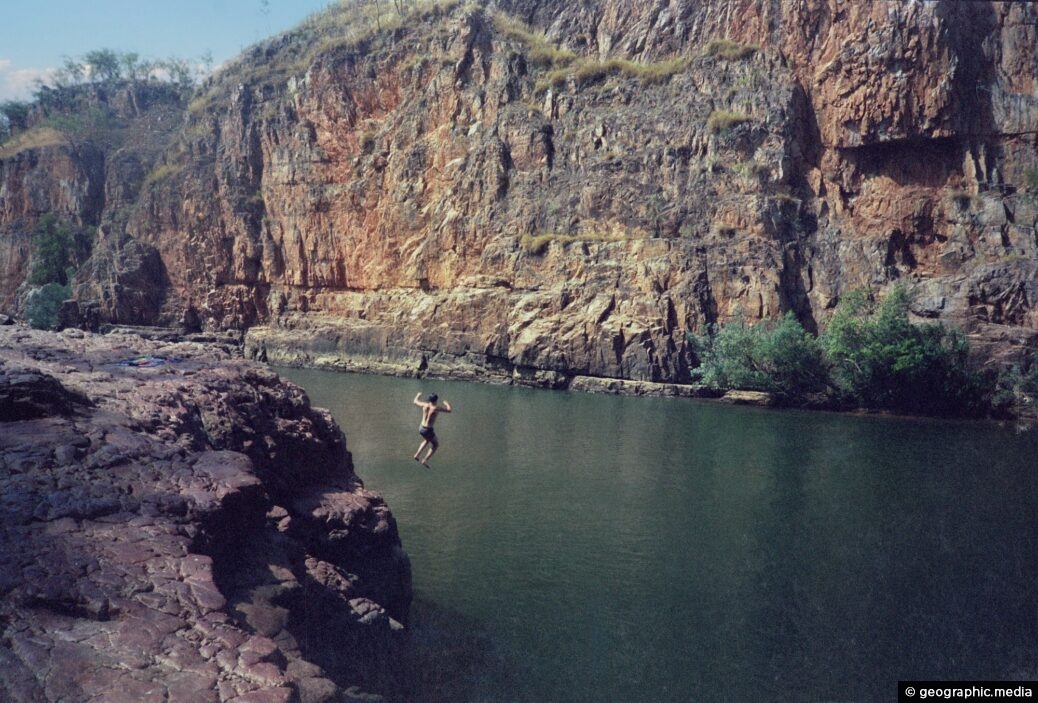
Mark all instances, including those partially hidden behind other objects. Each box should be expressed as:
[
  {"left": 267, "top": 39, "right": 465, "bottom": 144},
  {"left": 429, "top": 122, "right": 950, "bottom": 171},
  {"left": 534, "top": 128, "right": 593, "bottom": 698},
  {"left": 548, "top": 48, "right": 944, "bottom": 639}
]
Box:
[
  {"left": 442, "top": 400, "right": 452, "bottom": 413},
  {"left": 414, "top": 392, "right": 424, "bottom": 407}
]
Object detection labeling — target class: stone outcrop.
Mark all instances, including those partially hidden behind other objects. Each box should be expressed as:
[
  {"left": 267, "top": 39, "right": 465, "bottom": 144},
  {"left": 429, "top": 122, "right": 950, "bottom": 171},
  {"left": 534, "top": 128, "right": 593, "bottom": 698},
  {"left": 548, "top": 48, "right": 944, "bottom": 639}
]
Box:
[
  {"left": 1, "top": 1, "right": 1036, "bottom": 384},
  {"left": 0, "top": 325, "right": 411, "bottom": 702},
  {"left": 0, "top": 83, "right": 184, "bottom": 323}
]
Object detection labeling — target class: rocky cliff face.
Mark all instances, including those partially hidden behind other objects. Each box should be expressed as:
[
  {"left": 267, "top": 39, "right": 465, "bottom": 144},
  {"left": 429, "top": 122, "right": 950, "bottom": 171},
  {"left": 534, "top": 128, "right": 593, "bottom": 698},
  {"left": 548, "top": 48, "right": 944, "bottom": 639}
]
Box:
[
  {"left": 0, "top": 83, "right": 184, "bottom": 324},
  {"left": 0, "top": 326, "right": 411, "bottom": 702},
  {"left": 1, "top": 0, "right": 1036, "bottom": 384}
]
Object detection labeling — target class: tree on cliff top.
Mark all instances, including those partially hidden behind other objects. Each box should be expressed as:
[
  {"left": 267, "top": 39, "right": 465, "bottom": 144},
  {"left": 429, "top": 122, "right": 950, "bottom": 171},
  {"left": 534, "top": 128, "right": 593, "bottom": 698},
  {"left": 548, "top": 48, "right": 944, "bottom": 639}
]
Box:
[
  {"left": 36, "top": 48, "right": 203, "bottom": 102},
  {"left": 0, "top": 100, "right": 30, "bottom": 140}
]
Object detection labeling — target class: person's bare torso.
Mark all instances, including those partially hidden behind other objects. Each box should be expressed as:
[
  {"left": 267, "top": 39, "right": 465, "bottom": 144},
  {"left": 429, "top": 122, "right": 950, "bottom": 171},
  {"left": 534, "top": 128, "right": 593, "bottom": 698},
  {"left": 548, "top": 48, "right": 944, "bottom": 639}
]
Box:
[{"left": 421, "top": 403, "right": 438, "bottom": 427}]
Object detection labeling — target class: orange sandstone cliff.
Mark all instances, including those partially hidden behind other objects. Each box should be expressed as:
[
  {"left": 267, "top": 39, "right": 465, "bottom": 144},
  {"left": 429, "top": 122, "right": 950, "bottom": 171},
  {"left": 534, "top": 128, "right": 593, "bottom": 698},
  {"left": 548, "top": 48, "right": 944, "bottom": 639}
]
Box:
[{"left": 1, "top": 0, "right": 1036, "bottom": 385}]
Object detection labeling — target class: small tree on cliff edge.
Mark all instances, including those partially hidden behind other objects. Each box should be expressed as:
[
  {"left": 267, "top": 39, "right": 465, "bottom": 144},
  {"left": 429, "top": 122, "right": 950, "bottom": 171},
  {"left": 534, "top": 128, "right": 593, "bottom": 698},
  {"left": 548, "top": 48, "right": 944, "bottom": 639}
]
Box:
[
  {"left": 83, "top": 49, "right": 122, "bottom": 82},
  {"left": 0, "top": 100, "right": 30, "bottom": 140}
]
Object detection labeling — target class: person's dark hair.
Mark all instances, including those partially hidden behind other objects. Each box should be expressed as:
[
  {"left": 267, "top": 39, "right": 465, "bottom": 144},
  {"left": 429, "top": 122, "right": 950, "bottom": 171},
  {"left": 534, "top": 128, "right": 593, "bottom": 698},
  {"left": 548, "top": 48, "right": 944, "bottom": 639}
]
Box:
[{"left": 428, "top": 394, "right": 438, "bottom": 403}]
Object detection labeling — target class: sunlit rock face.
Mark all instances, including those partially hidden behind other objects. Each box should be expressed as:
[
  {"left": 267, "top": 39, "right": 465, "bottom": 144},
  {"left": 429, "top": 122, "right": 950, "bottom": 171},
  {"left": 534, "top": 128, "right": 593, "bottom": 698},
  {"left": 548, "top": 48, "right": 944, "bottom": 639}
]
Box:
[{"left": 3, "top": 1, "right": 1037, "bottom": 381}]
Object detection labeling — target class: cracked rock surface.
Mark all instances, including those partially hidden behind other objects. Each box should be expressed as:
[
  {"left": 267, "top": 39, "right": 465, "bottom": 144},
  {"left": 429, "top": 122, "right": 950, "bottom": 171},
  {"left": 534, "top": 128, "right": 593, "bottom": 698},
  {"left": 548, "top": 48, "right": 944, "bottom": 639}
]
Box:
[{"left": 0, "top": 326, "right": 411, "bottom": 703}]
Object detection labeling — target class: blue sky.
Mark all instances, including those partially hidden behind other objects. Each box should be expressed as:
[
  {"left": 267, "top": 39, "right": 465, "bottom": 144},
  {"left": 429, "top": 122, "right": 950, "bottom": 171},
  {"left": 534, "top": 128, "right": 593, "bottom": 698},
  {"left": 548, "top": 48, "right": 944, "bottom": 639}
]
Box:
[{"left": 0, "top": 1, "right": 336, "bottom": 101}]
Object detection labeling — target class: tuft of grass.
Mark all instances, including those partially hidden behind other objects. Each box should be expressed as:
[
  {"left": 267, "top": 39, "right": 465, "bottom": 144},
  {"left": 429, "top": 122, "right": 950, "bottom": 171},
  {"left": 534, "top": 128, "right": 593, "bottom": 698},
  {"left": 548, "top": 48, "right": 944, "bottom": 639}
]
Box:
[
  {"left": 706, "top": 109, "right": 751, "bottom": 135},
  {"left": 189, "top": 0, "right": 463, "bottom": 117},
  {"left": 142, "top": 163, "right": 183, "bottom": 187},
  {"left": 733, "top": 160, "right": 769, "bottom": 181},
  {"left": 496, "top": 7, "right": 688, "bottom": 95},
  {"left": 704, "top": 39, "right": 759, "bottom": 61},
  {"left": 534, "top": 55, "right": 688, "bottom": 93},
  {"left": 494, "top": 12, "right": 575, "bottom": 68},
  {"left": 520, "top": 232, "right": 625, "bottom": 255},
  {"left": 0, "top": 127, "right": 67, "bottom": 158},
  {"left": 631, "top": 56, "right": 690, "bottom": 85},
  {"left": 711, "top": 224, "right": 740, "bottom": 239},
  {"left": 534, "top": 67, "right": 573, "bottom": 93},
  {"left": 770, "top": 189, "right": 800, "bottom": 205}
]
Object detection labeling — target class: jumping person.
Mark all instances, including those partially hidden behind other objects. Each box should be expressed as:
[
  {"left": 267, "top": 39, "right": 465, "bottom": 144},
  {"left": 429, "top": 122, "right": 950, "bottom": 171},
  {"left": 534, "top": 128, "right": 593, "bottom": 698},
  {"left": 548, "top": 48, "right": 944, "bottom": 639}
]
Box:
[{"left": 413, "top": 392, "right": 452, "bottom": 467}]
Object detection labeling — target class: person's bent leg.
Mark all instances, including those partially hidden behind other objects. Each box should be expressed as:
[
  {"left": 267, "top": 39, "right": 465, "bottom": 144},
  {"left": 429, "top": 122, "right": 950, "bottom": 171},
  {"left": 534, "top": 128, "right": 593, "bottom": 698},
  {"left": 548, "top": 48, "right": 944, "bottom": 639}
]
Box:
[
  {"left": 414, "top": 439, "right": 428, "bottom": 461},
  {"left": 422, "top": 437, "right": 439, "bottom": 463}
]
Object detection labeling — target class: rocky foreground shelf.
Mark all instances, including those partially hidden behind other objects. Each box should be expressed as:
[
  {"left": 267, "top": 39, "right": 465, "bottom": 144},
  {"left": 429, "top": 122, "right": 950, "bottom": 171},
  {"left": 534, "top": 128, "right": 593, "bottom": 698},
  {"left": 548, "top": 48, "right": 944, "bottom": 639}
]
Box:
[{"left": 0, "top": 326, "right": 411, "bottom": 703}]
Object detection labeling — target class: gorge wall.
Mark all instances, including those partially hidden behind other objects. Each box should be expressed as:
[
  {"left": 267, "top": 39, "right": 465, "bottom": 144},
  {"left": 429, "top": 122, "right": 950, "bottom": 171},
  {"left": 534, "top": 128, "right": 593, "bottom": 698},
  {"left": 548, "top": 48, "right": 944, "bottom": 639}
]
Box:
[
  {"left": 1, "top": 0, "right": 1036, "bottom": 385},
  {"left": 0, "top": 326, "right": 411, "bottom": 702}
]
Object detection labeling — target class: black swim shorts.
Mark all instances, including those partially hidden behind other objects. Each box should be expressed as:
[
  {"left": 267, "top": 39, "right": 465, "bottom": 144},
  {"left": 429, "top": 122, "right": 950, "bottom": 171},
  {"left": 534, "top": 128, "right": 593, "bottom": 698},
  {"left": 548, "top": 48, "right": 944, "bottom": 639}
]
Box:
[{"left": 419, "top": 425, "right": 436, "bottom": 440}]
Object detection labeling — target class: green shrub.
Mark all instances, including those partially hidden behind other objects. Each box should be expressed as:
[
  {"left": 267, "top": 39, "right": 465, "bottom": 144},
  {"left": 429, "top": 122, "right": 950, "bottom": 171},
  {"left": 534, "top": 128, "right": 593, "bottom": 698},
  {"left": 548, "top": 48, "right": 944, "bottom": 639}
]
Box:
[
  {"left": 690, "top": 312, "right": 827, "bottom": 400},
  {"left": 687, "top": 287, "right": 993, "bottom": 415},
  {"left": 757, "top": 314, "right": 830, "bottom": 397},
  {"left": 691, "top": 317, "right": 769, "bottom": 391},
  {"left": 1019, "top": 357, "right": 1038, "bottom": 400},
  {"left": 1026, "top": 168, "right": 1038, "bottom": 193},
  {"left": 0, "top": 100, "right": 31, "bottom": 139},
  {"left": 991, "top": 352, "right": 1038, "bottom": 414},
  {"left": 28, "top": 214, "right": 75, "bottom": 286},
  {"left": 26, "top": 281, "right": 72, "bottom": 330},
  {"left": 821, "top": 287, "right": 986, "bottom": 415}
]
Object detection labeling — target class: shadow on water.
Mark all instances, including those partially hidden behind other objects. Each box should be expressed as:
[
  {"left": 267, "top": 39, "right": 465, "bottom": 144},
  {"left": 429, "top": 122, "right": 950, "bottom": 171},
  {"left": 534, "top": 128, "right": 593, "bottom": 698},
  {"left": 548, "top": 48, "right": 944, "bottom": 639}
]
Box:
[
  {"left": 390, "top": 596, "right": 521, "bottom": 703},
  {"left": 290, "top": 594, "right": 517, "bottom": 703}
]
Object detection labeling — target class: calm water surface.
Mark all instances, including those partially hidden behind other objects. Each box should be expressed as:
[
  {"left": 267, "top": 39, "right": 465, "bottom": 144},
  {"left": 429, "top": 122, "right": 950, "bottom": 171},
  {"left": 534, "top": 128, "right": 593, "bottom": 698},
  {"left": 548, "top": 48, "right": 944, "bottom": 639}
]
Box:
[{"left": 278, "top": 368, "right": 1038, "bottom": 703}]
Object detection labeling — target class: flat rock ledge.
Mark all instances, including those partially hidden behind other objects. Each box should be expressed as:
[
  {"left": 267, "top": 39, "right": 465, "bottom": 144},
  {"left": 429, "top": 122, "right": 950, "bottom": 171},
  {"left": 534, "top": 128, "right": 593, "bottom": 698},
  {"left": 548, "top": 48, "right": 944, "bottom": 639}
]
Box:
[{"left": 0, "top": 326, "right": 411, "bottom": 703}]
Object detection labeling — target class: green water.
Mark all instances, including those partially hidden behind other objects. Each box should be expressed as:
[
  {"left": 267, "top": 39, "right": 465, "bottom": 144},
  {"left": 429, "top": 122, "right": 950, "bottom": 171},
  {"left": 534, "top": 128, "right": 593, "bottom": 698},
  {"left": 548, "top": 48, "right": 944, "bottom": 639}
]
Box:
[{"left": 278, "top": 367, "right": 1038, "bottom": 703}]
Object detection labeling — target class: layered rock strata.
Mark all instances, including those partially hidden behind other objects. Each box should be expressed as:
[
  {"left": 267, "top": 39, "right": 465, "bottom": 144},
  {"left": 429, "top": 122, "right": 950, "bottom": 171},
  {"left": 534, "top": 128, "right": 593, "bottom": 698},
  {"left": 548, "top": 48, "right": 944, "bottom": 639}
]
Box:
[
  {"left": 0, "top": 326, "right": 411, "bottom": 703},
  {"left": 2, "top": 1, "right": 1037, "bottom": 385}
]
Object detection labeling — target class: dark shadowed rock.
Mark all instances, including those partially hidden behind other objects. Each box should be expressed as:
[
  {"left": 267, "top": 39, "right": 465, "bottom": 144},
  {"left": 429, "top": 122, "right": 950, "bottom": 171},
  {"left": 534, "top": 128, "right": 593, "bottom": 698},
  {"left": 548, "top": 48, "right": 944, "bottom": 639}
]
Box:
[{"left": 0, "top": 368, "right": 91, "bottom": 420}]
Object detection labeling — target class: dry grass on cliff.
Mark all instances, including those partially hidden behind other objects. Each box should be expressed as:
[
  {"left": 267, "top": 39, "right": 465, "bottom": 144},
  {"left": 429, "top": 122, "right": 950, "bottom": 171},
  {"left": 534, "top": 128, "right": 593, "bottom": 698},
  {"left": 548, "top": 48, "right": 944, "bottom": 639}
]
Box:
[
  {"left": 142, "top": 163, "right": 184, "bottom": 188},
  {"left": 535, "top": 56, "right": 688, "bottom": 93},
  {"left": 493, "top": 12, "right": 576, "bottom": 68},
  {"left": 0, "top": 127, "right": 68, "bottom": 158},
  {"left": 189, "top": 0, "right": 462, "bottom": 116},
  {"left": 706, "top": 109, "right": 751, "bottom": 134},
  {"left": 704, "top": 39, "right": 759, "bottom": 61},
  {"left": 493, "top": 10, "right": 687, "bottom": 93}
]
